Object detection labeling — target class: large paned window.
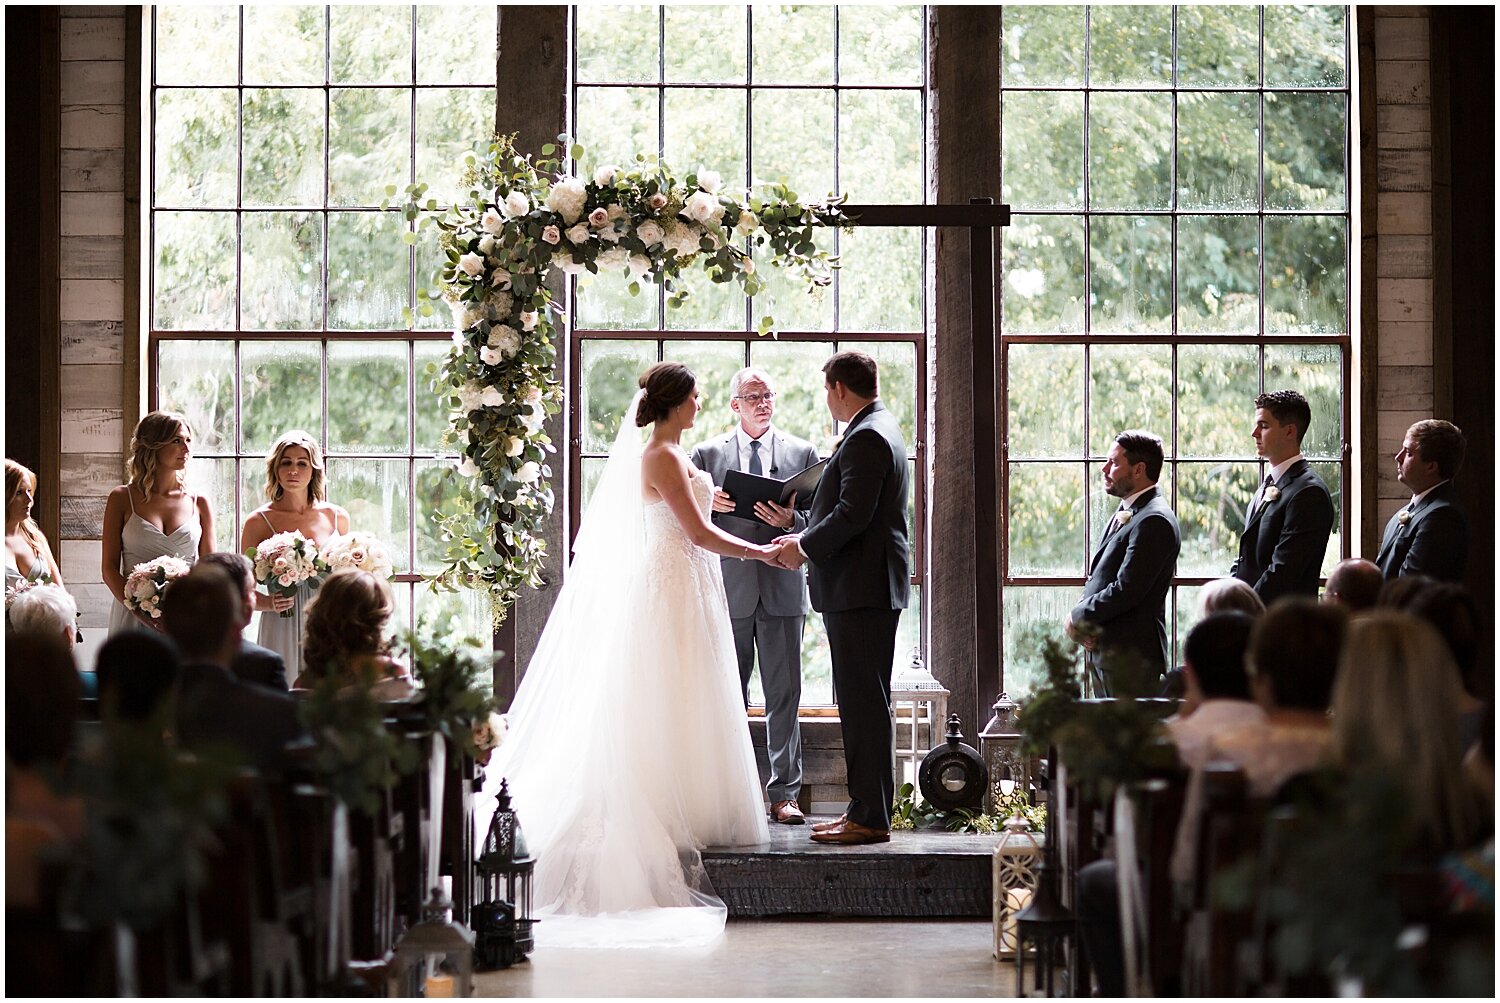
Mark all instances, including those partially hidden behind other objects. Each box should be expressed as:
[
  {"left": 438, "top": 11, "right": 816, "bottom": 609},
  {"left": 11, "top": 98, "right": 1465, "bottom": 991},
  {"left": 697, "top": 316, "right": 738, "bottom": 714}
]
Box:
[
  {"left": 999, "top": 6, "right": 1351, "bottom": 694},
  {"left": 148, "top": 5, "right": 496, "bottom": 639},
  {"left": 571, "top": 5, "right": 928, "bottom": 707}
]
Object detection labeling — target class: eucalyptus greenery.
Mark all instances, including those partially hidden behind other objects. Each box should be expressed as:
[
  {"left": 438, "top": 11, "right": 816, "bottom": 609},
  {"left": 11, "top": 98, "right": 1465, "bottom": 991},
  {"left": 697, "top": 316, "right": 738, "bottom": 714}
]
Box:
[
  {"left": 394, "top": 134, "right": 850, "bottom": 622},
  {"left": 400, "top": 618, "right": 497, "bottom": 758},
  {"left": 63, "top": 714, "right": 240, "bottom": 931},
  {"left": 889, "top": 781, "right": 1045, "bottom": 835},
  {"left": 297, "top": 671, "right": 421, "bottom": 816}
]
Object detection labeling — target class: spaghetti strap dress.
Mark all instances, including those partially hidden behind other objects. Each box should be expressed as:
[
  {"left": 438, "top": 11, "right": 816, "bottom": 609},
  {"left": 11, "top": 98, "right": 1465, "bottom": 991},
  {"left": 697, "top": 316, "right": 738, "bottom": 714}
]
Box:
[
  {"left": 253, "top": 510, "right": 313, "bottom": 688},
  {"left": 107, "top": 489, "right": 202, "bottom": 637}
]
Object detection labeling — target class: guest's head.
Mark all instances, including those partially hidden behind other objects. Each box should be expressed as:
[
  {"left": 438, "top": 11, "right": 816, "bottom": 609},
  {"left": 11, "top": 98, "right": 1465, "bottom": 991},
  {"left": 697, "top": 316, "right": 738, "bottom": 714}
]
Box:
[
  {"left": 5, "top": 633, "right": 81, "bottom": 769},
  {"left": 1248, "top": 598, "right": 1347, "bottom": 713},
  {"left": 1183, "top": 612, "right": 1256, "bottom": 707},
  {"left": 1404, "top": 582, "right": 1484, "bottom": 701},
  {"left": 1332, "top": 611, "right": 1486, "bottom": 851},
  {"left": 8, "top": 584, "right": 78, "bottom": 650},
  {"left": 822, "top": 351, "right": 879, "bottom": 422},
  {"left": 1251, "top": 389, "right": 1312, "bottom": 463},
  {"left": 1375, "top": 573, "right": 1438, "bottom": 611},
  {"left": 1102, "top": 430, "right": 1164, "bottom": 499},
  {"left": 635, "top": 362, "right": 698, "bottom": 429},
  {"left": 198, "top": 552, "right": 256, "bottom": 630},
  {"left": 264, "top": 429, "right": 326, "bottom": 504},
  {"left": 127, "top": 411, "right": 193, "bottom": 499},
  {"left": 302, "top": 569, "right": 394, "bottom": 682},
  {"left": 160, "top": 564, "right": 241, "bottom": 667},
  {"left": 94, "top": 631, "right": 181, "bottom": 723},
  {"left": 1324, "top": 558, "right": 1383, "bottom": 612},
  {"left": 1197, "top": 578, "right": 1265, "bottom": 618},
  {"left": 728, "top": 366, "right": 777, "bottom": 438},
  {"left": 1397, "top": 419, "right": 1465, "bottom": 494},
  {"left": 5, "top": 459, "right": 45, "bottom": 549}
]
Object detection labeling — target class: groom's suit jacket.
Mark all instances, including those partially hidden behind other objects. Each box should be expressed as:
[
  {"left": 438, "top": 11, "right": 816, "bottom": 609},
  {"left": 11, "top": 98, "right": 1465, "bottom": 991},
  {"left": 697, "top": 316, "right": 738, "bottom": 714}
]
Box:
[
  {"left": 801, "top": 401, "right": 910, "bottom": 613},
  {"left": 690, "top": 429, "right": 821, "bottom": 619},
  {"left": 1071, "top": 487, "right": 1180, "bottom": 678},
  {"left": 1231, "top": 458, "right": 1334, "bottom": 604},
  {"left": 1375, "top": 480, "right": 1467, "bottom": 582}
]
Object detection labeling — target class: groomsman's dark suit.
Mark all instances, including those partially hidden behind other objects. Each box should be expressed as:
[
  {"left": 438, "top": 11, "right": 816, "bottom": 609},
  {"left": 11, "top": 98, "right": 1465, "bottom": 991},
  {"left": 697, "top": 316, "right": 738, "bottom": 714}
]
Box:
[
  {"left": 800, "top": 401, "right": 909, "bottom": 832},
  {"left": 1231, "top": 459, "right": 1334, "bottom": 604},
  {"left": 1071, "top": 488, "right": 1180, "bottom": 696},
  {"left": 691, "top": 428, "right": 821, "bottom": 808},
  {"left": 231, "top": 639, "right": 289, "bottom": 693},
  {"left": 1375, "top": 481, "right": 1468, "bottom": 582}
]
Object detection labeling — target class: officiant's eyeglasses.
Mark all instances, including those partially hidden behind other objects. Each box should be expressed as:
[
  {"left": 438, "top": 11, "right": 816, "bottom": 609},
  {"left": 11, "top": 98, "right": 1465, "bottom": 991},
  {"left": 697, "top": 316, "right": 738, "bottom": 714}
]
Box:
[{"left": 734, "top": 392, "right": 776, "bottom": 405}]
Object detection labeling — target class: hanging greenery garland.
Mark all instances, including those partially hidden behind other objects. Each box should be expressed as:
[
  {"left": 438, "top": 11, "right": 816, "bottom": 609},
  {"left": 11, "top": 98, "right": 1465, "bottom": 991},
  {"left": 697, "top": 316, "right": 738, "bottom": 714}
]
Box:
[{"left": 396, "top": 135, "right": 851, "bottom": 623}]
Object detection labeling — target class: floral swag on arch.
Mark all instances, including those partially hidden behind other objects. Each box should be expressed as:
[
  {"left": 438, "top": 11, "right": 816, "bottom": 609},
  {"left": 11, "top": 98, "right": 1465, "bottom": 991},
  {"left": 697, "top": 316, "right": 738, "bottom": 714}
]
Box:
[{"left": 398, "top": 135, "right": 851, "bottom": 622}]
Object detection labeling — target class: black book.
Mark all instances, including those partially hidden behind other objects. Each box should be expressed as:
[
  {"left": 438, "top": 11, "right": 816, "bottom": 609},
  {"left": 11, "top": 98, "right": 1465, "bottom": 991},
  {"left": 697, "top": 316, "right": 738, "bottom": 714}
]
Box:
[{"left": 721, "top": 458, "right": 828, "bottom": 522}]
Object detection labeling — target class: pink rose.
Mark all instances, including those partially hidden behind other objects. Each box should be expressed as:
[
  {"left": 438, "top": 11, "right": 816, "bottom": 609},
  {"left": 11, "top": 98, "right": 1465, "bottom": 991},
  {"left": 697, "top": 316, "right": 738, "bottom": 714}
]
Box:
[
  {"left": 647, "top": 193, "right": 668, "bottom": 211},
  {"left": 588, "top": 206, "right": 609, "bottom": 227},
  {"left": 542, "top": 225, "right": 561, "bottom": 244}
]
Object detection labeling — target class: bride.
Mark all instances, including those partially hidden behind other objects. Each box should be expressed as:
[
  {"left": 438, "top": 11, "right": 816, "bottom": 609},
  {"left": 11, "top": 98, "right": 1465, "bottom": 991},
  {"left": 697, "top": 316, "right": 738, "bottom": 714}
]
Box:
[{"left": 482, "top": 362, "right": 776, "bottom": 948}]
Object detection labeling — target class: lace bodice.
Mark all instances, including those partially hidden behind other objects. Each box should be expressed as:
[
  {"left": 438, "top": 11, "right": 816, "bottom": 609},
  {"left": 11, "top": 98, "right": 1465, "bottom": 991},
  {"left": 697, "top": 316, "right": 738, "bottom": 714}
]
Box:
[
  {"left": 641, "top": 467, "right": 727, "bottom": 607},
  {"left": 643, "top": 467, "right": 714, "bottom": 542}
]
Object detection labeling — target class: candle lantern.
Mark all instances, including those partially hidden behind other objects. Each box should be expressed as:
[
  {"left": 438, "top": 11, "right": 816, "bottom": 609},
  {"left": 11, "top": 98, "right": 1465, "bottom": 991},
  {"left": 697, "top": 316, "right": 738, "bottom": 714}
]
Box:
[
  {"left": 991, "top": 813, "right": 1044, "bottom": 959},
  {"left": 474, "top": 779, "right": 535, "bottom": 970},
  {"left": 388, "top": 887, "right": 475, "bottom": 998},
  {"left": 889, "top": 647, "right": 949, "bottom": 790},
  {"left": 978, "top": 691, "right": 1031, "bottom": 816}
]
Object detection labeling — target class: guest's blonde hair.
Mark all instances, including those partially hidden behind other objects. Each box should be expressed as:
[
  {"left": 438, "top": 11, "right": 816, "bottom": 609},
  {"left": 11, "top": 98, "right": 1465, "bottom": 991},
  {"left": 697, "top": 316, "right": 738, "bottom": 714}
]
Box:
[
  {"left": 5, "top": 459, "right": 46, "bottom": 557},
  {"left": 263, "top": 430, "right": 326, "bottom": 503},
  {"left": 1332, "top": 611, "right": 1487, "bottom": 851},
  {"left": 1197, "top": 577, "right": 1265, "bottom": 618},
  {"left": 301, "top": 570, "right": 393, "bottom": 683},
  {"left": 127, "top": 411, "right": 191, "bottom": 499}
]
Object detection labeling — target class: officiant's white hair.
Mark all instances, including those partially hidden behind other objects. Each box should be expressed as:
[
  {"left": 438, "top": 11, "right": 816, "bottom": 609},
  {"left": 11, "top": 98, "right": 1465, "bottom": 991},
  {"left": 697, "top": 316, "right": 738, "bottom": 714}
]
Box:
[{"left": 729, "top": 366, "right": 774, "bottom": 397}]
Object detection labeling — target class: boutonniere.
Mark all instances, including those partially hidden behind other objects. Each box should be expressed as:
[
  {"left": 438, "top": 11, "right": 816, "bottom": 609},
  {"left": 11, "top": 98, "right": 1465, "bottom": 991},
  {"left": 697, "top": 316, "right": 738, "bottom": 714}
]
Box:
[
  {"left": 1397, "top": 509, "right": 1412, "bottom": 526},
  {"left": 1116, "top": 510, "right": 1134, "bottom": 526},
  {"left": 1264, "top": 485, "right": 1281, "bottom": 504}
]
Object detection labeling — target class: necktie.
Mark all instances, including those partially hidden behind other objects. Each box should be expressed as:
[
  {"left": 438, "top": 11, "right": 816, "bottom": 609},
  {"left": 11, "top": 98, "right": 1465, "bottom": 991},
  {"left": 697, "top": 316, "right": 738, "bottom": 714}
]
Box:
[
  {"left": 1251, "top": 473, "right": 1274, "bottom": 517},
  {"left": 748, "top": 439, "right": 763, "bottom": 476},
  {"left": 1104, "top": 507, "right": 1127, "bottom": 541}
]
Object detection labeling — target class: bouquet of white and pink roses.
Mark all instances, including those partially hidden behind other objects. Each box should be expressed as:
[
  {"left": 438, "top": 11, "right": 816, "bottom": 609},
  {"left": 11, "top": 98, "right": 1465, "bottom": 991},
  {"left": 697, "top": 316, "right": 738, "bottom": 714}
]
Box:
[
  {"left": 4, "top": 576, "right": 43, "bottom": 612},
  {"left": 319, "top": 531, "right": 395, "bottom": 580},
  {"left": 248, "top": 531, "right": 325, "bottom": 618},
  {"left": 122, "top": 555, "right": 194, "bottom": 621}
]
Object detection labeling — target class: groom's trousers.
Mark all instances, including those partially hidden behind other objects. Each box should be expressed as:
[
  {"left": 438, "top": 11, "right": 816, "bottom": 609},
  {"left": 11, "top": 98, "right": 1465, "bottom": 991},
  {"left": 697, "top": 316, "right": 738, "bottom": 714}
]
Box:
[
  {"left": 732, "top": 602, "right": 803, "bottom": 805},
  {"left": 823, "top": 606, "right": 901, "bottom": 830}
]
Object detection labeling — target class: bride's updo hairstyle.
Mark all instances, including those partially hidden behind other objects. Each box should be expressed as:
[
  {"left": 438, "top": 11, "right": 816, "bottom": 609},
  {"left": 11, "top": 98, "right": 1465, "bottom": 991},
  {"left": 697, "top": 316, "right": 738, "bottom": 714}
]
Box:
[{"left": 634, "top": 362, "right": 696, "bottom": 427}]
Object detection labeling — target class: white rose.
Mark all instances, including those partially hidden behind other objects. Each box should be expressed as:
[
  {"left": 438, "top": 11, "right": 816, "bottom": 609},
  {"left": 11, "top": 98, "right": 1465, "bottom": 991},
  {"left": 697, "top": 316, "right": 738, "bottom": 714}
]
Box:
[
  {"left": 541, "top": 225, "right": 561, "bottom": 245},
  {"left": 593, "top": 164, "right": 616, "bottom": 187},
  {"left": 736, "top": 209, "right": 758, "bottom": 235},
  {"left": 636, "top": 220, "right": 665, "bottom": 248},
  {"left": 520, "top": 310, "right": 538, "bottom": 331},
  {"left": 458, "top": 253, "right": 485, "bottom": 278},
  {"left": 515, "top": 461, "right": 541, "bottom": 484},
  {"left": 478, "top": 234, "right": 496, "bottom": 255},
  {"left": 697, "top": 169, "right": 722, "bottom": 194},
  {"left": 491, "top": 268, "right": 512, "bottom": 290},
  {"left": 457, "top": 456, "right": 481, "bottom": 477},
  {"left": 479, "top": 346, "right": 503, "bottom": 366},
  {"left": 551, "top": 251, "right": 586, "bottom": 276},
  {"left": 502, "top": 191, "right": 530, "bottom": 218},
  {"left": 628, "top": 254, "right": 652, "bottom": 279},
  {"left": 480, "top": 385, "right": 505, "bottom": 408},
  {"left": 684, "top": 190, "right": 725, "bottom": 226},
  {"left": 596, "top": 247, "right": 630, "bottom": 272},
  {"left": 544, "top": 176, "right": 588, "bottom": 224},
  {"left": 565, "top": 223, "right": 591, "bottom": 245},
  {"left": 481, "top": 209, "right": 505, "bottom": 235},
  {"left": 505, "top": 436, "right": 525, "bottom": 457}
]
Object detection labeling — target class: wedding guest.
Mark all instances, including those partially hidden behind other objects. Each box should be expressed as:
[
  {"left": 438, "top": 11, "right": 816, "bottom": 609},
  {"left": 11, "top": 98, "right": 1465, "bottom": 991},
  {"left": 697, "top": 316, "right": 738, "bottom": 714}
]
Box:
[
  {"left": 239, "top": 430, "right": 349, "bottom": 687},
  {"left": 297, "top": 569, "right": 412, "bottom": 700},
  {"left": 198, "top": 552, "right": 288, "bottom": 692},
  {"left": 1376, "top": 419, "right": 1469, "bottom": 582},
  {"left": 1332, "top": 611, "right": 1487, "bottom": 853},
  {"left": 162, "top": 564, "right": 305, "bottom": 772},
  {"left": 1230, "top": 390, "right": 1335, "bottom": 604},
  {"left": 102, "top": 411, "right": 214, "bottom": 636},
  {"left": 9, "top": 584, "right": 78, "bottom": 652},
  {"left": 1403, "top": 582, "right": 1487, "bottom": 748},
  {"left": 1066, "top": 430, "right": 1180, "bottom": 696},
  {"left": 5, "top": 459, "right": 63, "bottom": 588},
  {"left": 691, "top": 366, "right": 820, "bottom": 824},
  {"left": 1157, "top": 577, "right": 1264, "bottom": 700},
  {"left": 1323, "top": 557, "right": 1383, "bottom": 611},
  {"left": 1164, "top": 612, "right": 1264, "bottom": 768},
  {"left": 94, "top": 631, "right": 180, "bottom": 724}
]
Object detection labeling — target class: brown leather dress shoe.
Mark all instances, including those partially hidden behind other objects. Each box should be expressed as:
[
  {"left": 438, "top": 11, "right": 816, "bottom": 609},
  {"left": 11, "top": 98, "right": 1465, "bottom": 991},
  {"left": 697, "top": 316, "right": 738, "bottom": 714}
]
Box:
[
  {"left": 770, "top": 800, "right": 806, "bottom": 824},
  {"left": 809, "top": 819, "right": 890, "bottom": 845},
  {"left": 810, "top": 813, "right": 848, "bottom": 833}
]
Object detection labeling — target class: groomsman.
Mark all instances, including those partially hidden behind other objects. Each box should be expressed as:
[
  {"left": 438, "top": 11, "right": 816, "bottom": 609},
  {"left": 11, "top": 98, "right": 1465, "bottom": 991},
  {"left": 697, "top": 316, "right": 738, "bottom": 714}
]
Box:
[
  {"left": 690, "top": 367, "right": 821, "bottom": 825},
  {"left": 769, "top": 351, "right": 909, "bottom": 846},
  {"left": 1376, "top": 419, "right": 1469, "bottom": 582},
  {"left": 1231, "top": 390, "right": 1335, "bottom": 604},
  {"left": 1065, "top": 431, "right": 1180, "bottom": 696}
]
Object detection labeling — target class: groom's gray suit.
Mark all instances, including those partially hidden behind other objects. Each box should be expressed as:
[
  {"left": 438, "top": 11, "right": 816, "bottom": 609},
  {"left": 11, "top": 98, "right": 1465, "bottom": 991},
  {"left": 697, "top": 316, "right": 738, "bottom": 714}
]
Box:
[{"left": 691, "top": 427, "right": 821, "bottom": 806}]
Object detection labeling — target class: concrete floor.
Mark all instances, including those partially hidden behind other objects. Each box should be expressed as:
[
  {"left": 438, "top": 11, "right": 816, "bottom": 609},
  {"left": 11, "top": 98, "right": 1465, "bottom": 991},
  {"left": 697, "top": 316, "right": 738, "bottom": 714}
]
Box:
[{"left": 472, "top": 918, "right": 1021, "bottom": 997}]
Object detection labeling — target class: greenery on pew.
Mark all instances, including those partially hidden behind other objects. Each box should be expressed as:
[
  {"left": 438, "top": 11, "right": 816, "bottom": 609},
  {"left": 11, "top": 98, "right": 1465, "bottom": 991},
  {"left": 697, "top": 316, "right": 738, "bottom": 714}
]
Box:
[
  {"left": 298, "top": 673, "right": 420, "bottom": 816},
  {"left": 401, "top": 619, "right": 498, "bottom": 759}
]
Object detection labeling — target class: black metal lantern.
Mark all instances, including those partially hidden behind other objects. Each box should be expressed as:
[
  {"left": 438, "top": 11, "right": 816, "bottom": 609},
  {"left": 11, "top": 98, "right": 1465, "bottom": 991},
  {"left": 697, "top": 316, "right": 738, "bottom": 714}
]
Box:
[
  {"left": 1013, "top": 856, "right": 1077, "bottom": 997},
  {"left": 979, "top": 691, "right": 1031, "bottom": 815},
  {"left": 917, "top": 714, "right": 987, "bottom": 812},
  {"left": 473, "top": 779, "right": 535, "bottom": 970}
]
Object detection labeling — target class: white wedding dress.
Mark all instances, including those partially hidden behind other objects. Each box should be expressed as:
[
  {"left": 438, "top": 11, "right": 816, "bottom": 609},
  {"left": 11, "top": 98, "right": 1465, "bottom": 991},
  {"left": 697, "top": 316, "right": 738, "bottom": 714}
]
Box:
[{"left": 478, "top": 392, "right": 769, "bottom": 949}]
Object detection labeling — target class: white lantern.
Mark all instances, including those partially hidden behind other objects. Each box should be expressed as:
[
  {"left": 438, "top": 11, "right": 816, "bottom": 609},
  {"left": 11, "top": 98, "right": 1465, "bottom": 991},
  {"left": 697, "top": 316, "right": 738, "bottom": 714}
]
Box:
[
  {"left": 889, "top": 647, "right": 949, "bottom": 790},
  {"left": 991, "top": 813, "right": 1044, "bottom": 960}
]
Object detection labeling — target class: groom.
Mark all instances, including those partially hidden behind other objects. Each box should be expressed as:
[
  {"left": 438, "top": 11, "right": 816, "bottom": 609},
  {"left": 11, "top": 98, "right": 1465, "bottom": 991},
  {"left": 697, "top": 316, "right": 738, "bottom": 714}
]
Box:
[{"left": 769, "top": 351, "right": 910, "bottom": 846}]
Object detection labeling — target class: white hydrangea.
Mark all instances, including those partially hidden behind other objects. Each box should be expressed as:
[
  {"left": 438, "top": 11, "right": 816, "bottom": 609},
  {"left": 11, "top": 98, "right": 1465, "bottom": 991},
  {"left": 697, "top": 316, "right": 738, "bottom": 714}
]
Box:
[
  {"left": 545, "top": 176, "right": 588, "bottom": 224},
  {"left": 488, "top": 291, "right": 515, "bottom": 319},
  {"left": 456, "top": 381, "right": 486, "bottom": 412},
  {"left": 596, "top": 247, "right": 631, "bottom": 273},
  {"left": 487, "top": 324, "right": 523, "bottom": 359},
  {"left": 451, "top": 301, "right": 484, "bottom": 332},
  {"left": 662, "top": 219, "right": 703, "bottom": 259},
  {"left": 628, "top": 254, "right": 652, "bottom": 279}
]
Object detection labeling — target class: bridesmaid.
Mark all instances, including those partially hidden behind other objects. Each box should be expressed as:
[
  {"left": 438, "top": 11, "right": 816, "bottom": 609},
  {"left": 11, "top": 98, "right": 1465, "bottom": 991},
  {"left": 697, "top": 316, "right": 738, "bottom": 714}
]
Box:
[
  {"left": 6, "top": 460, "right": 64, "bottom": 590},
  {"left": 101, "top": 412, "right": 215, "bottom": 635},
  {"left": 240, "top": 430, "right": 348, "bottom": 687}
]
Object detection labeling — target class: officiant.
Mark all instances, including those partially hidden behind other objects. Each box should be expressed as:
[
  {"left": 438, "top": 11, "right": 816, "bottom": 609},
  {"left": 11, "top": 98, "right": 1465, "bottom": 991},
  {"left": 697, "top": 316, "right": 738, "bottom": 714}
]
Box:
[{"left": 691, "top": 367, "right": 821, "bottom": 826}]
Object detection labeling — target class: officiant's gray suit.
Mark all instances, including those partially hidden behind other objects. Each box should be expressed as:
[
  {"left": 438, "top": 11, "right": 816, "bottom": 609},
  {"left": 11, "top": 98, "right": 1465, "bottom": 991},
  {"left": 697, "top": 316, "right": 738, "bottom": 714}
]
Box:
[{"left": 691, "top": 428, "right": 822, "bottom": 806}]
